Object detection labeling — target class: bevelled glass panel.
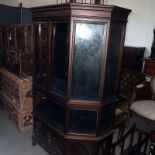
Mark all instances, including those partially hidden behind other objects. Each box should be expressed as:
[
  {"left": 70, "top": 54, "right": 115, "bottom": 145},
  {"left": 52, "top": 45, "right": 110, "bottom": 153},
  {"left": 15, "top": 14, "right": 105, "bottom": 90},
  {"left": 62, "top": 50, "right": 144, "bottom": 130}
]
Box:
[
  {"left": 51, "top": 23, "right": 68, "bottom": 97},
  {"left": 69, "top": 109, "right": 97, "bottom": 134},
  {"left": 99, "top": 102, "right": 115, "bottom": 133},
  {"left": 103, "top": 24, "right": 123, "bottom": 100},
  {"left": 35, "top": 23, "right": 49, "bottom": 88},
  {"left": 72, "top": 23, "right": 105, "bottom": 100}
]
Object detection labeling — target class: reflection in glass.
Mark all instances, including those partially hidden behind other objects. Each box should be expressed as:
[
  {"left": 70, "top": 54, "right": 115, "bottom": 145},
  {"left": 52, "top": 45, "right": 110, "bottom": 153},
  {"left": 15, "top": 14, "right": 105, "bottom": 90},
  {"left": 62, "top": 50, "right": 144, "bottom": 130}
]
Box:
[
  {"left": 35, "top": 23, "right": 49, "bottom": 88},
  {"left": 51, "top": 23, "right": 68, "bottom": 96},
  {"left": 72, "top": 23, "right": 105, "bottom": 100}
]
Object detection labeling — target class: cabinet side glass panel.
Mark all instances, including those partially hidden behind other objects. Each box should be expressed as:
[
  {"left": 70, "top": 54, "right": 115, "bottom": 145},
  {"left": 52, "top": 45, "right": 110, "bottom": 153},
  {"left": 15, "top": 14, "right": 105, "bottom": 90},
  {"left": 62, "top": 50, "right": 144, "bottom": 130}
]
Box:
[
  {"left": 99, "top": 102, "right": 115, "bottom": 133},
  {"left": 103, "top": 24, "right": 124, "bottom": 100},
  {"left": 72, "top": 23, "right": 105, "bottom": 100},
  {"left": 51, "top": 23, "right": 68, "bottom": 97},
  {"left": 34, "top": 23, "right": 49, "bottom": 88}
]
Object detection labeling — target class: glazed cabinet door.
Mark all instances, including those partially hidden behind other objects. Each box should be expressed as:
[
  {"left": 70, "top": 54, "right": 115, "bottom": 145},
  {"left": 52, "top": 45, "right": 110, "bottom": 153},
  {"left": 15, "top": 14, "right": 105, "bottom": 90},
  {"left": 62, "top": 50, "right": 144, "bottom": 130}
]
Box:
[
  {"left": 34, "top": 22, "right": 49, "bottom": 88},
  {"left": 71, "top": 22, "right": 106, "bottom": 101},
  {"left": 50, "top": 23, "right": 69, "bottom": 97}
]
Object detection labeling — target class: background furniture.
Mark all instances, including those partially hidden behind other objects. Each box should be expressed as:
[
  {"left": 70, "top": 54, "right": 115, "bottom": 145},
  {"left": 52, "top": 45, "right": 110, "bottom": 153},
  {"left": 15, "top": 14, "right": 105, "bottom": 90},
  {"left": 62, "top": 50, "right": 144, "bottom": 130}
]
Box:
[
  {"left": 114, "top": 68, "right": 145, "bottom": 141},
  {"left": 0, "top": 69, "right": 33, "bottom": 132},
  {"left": 115, "top": 46, "right": 146, "bottom": 139},
  {"left": 136, "top": 58, "right": 155, "bottom": 100},
  {"left": 130, "top": 76, "right": 155, "bottom": 153},
  {"left": 115, "top": 46, "right": 145, "bottom": 117},
  {"left": 0, "top": 13, "right": 33, "bottom": 133},
  {"left": 121, "top": 46, "right": 145, "bottom": 72},
  {"left": 116, "top": 69, "right": 145, "bottom": 120},
  {"left": 150, "top": 29, "right": 155, "bottom": 59},
  {"left": 118, "top": 69, "right": 145, "bottom": 106},
  {"left": 31, "top": 3, "right": 131, "bottom": 155},
  {"left": 0, "top": 25, "right": 33, "bottom": 77},
  {"left": 101, "top": 123, "right": 149, "bottom": 155},
  {"left": 0, "top": 25, "right": 33, "bottom": 122},
  {"left": 143, "top": 58, "right": 155, "bottom": 77}
]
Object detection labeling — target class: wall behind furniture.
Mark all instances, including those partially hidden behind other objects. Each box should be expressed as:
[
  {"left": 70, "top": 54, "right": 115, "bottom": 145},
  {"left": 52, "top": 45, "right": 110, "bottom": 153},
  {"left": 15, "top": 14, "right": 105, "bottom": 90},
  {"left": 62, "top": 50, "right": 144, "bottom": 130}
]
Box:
[
  {"left": 106, "top": 0, "right": 155, "bottom": 57},
  {"left": 0, "top": 4, "right": 32, "bottom": 24},
  {"left": 0, "top": 0, "right": 31, "bottom": 8},
  {"left": 0, "top": 0, "right": 154, "bottom": 56}
]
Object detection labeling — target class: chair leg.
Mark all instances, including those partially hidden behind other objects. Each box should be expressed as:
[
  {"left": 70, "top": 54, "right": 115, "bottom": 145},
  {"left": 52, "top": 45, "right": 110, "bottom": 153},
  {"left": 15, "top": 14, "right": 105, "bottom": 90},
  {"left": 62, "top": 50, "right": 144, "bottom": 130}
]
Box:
[
  {"left": 117, "top": 123, "right": 126, "bottom": 141},
  {"left": 149, "top": 131, "right": 155, "bottom": 155}
]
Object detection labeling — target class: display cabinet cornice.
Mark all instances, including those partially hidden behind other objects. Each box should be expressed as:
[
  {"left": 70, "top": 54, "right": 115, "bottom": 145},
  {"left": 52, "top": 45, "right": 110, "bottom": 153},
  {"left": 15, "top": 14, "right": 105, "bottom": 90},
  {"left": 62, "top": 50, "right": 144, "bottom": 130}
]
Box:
[{"left": 31, "top": 3, "right": 131, "bottom": 155}]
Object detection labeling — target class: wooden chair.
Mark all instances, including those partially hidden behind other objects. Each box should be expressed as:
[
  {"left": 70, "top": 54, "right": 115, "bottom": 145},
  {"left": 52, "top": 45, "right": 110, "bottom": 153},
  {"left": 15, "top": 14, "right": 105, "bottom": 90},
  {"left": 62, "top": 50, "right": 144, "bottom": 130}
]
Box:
[
  {"left": 130, "top": 76, "right": 155, "bottom": 154},
  {"left": 100, "top": 123, "right": 149, "bottom": 155},
  {"left": 114, "top": 69, "right": 145, "bottom": 141},
  {"left": 117, "top": 69, "right": 145, "bottom": 119}
]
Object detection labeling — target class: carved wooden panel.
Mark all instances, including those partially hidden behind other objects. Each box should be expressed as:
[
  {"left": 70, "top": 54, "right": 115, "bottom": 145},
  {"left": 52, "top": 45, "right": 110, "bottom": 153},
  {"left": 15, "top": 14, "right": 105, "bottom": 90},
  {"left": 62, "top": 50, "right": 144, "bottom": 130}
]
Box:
[
  {"left": 33, "top": 116, "right": 64, "bottom": 155},
  {"left": 1, "top": 94, "right": 33, "bottom": 133},
  {"left": 0, "top": 69, "right": 32, "bottom": 110}
]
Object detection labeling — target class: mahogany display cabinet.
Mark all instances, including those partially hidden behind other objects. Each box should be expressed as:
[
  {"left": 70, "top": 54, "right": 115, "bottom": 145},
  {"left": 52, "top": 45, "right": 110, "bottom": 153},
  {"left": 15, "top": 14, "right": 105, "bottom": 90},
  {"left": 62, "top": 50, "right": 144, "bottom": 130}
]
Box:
[{"left": 31, "top": 3, "right": 131, "bottom": 155}]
